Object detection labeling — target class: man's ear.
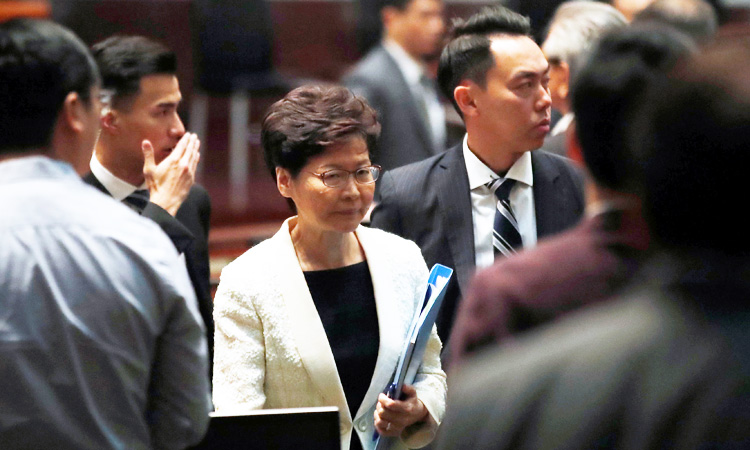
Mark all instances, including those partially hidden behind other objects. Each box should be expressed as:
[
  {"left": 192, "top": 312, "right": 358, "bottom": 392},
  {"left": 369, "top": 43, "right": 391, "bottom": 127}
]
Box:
[
  {"left": 61, "top": 92, "right": 87, "bottom": 133},
  {"left": 276, "top": 166, "right": 294, "bottom": 198},
  {"left": 100, "top": 106, "right": 119, "bottom": 134},
  {"left": 454, "top": 82, "right": 478, "bottom": 118},
  {"left": 381, "top": 6, "right": 400, "bottom": 30}
]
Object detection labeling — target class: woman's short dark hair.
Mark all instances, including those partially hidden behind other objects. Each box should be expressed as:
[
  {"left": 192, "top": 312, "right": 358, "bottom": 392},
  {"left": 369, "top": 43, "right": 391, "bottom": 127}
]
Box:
[{"left": 261, "top": 85, "right": 381, "bottom": 179}]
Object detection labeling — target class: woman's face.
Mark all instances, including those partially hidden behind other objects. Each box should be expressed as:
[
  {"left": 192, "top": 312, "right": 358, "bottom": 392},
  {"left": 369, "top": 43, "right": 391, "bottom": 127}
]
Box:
[{"left": 278, "top": 136, "right": 375, "bottom": 235}]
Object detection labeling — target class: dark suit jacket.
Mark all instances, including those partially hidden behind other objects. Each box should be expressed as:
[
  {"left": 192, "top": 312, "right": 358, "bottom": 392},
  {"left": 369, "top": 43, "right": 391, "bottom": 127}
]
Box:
[
  {"left": 370, "top": 145, "right": 585, "bottom": 341},
  {"left": 436, "top": 253, "right": 750, "bottom": 450},
  {"left": 449, "top": 208, "right": 649, "bottom": 366},
  {"left": 82, "top": 173, "right": 214, "bottom": 361},
  {"left": 343, "top": 44, "right": 441, "bottom": 171}
]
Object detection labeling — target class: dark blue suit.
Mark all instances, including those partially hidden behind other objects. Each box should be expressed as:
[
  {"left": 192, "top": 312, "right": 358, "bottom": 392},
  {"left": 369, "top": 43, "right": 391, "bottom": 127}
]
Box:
[{"left": 370, "top": 145, "right": 585, "bottom": 341}]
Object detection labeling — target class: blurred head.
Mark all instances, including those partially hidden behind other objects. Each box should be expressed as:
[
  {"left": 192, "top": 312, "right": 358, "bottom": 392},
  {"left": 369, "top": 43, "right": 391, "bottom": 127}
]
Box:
[
  {"left": 612, "top": 0, "right": 654, "bottom": 21},
  {"left": 0, "top": 18, "right": 100, "bottom": 173},
  {"left": 92, "top": 36, "right": 184, "bottom": 184},
  {"left": 439, "top": 6, "right": 551, "bottom": 167},
  {"left": 542, "top": 1, "right": 627, "bottom": 114},
  {"left": 632, "top": 38, "right": 750, "bottom": 255},
  {"left": 633, "top": 0, "right": 718, "bottom": 43},
  {"left": 572, "top": 24, "right": 693, "bottom": 192},
  {"left": 382, "top": 0, "right": 446, "bottom": 61},
  {"left": 262, "top": 85, "right": 381, "bottom": 233}
]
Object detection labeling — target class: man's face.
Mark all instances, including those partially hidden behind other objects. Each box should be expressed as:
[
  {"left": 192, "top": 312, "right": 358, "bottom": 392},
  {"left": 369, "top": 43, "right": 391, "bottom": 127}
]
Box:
[
  {"left": 471, "top": 36, "right": 552, "bottom": 158},
  {"left": 388, "top": 0, "right": 445, "bottom": 60},
  {"left": 111, "top": 74, "right": 185, "bottom": 176},
  {"left": 541, "top": 35, "right": 569, "bottom": 114}
]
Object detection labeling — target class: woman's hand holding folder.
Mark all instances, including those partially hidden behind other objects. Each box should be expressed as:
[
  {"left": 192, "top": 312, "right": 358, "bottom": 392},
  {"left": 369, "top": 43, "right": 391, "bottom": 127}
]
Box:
[{"left": 373, "top": 384, "right": 429, "bottom": 437}]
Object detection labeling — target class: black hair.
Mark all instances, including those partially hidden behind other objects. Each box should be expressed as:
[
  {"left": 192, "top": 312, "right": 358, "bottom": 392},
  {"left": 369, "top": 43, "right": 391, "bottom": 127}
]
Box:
[
  {"left": 262, "top": 85, "right": 380, "bottom": 180},
  {"left": 632, "top": 39, "right": 750, "bottom": 255},
  {"left": 0, "top": 18, "right": 99, "bottom": 154},
  {"left": 571, "top": 24, "right": 693, "bottom": 191},
  {"left": 437, "top": 5, "right": 531, "bottom": 114},
  {"left": 91, "top": 35, "right": 176, "bottom": 108}
]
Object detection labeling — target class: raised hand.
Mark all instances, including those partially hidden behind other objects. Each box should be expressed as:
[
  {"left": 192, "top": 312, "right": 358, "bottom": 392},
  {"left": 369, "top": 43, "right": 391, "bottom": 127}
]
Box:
[{"left": 142, "top": 132, "right": 200, "bottom": 216}]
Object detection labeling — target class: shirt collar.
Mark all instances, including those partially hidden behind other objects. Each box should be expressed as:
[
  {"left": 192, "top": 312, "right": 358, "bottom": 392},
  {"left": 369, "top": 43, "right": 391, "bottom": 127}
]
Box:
[
  {"left": 383, "top": 39, "right": 426, "bottom": 87},
  {"left": 0, "top": 156, "right": 76, "bottom": 184},
  {"left": 90, "top": 153, "right": 146, "bottom": 201},
  {"left": 462, "top": 134, "right": 534, "bottom": 190}
]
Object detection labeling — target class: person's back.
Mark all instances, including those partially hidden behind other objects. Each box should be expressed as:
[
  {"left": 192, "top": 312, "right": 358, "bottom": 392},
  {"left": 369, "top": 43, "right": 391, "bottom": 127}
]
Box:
[{"left": 0, "top": 157, "right": 210, "bottom": 449}]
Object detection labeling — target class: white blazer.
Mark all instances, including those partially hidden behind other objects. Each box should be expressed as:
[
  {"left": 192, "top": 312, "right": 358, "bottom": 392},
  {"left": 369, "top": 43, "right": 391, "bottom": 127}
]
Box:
[{"left": 213, "top": 218, "right": 447, "bottom": 450}]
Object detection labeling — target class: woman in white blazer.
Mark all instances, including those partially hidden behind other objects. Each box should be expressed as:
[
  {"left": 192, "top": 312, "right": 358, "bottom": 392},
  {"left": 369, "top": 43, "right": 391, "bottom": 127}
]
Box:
[{"left": 212, "top": 85, "right": 446, "bottom": 450}]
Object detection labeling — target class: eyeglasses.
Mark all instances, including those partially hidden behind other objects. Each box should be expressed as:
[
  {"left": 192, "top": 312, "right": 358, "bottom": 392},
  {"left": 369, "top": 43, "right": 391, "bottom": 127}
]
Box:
[{"left": 309, "top": 165, "right": 382, "bottom": 188}]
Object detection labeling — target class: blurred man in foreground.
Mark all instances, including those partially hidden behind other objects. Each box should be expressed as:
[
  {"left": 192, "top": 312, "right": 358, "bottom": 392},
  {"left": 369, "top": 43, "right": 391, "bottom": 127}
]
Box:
[
  {"left": 436, "top": 36, "right": 750, "bottom": 450},
  {"left": 0, "top": 19, "right": 210, "bottom": 449}
]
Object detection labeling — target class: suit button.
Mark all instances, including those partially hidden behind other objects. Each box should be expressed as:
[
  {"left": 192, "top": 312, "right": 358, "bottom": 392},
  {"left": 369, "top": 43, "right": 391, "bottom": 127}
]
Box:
[{"left": 357, "top": 421, "right": 367, "bottom": 432}]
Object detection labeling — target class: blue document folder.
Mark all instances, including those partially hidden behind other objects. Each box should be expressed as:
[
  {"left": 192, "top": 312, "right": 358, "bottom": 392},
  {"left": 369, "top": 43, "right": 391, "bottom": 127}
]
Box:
[{"left": 373, "top": 264, "right": 453, "bottom": 449}]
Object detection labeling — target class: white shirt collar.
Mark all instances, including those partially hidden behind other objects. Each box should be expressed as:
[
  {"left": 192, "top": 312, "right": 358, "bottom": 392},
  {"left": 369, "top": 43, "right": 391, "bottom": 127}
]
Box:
[
  {"left": 550, "top": 112, "right": 574, "bottom": 136},
  {"left": 462, "top": 134, "right": 534, "bottom": 190},
  {"left": 89, "top": 153, "right": 146, "bottom": 201},
  {"left": 383, "top": 39, "right": 426, "bottom": 87}
]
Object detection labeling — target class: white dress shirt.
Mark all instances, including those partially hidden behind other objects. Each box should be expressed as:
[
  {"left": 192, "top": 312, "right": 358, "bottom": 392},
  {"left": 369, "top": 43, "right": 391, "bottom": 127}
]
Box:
[
  {"left": 0, "top": 156, "right": 210, "bottom": 449},
  {"left": 383, "top": 39, "right": 446, "bottom": 151},
  {"left": 89, "top": 152, "right": 147, "bottom": 200},
  {"left": 463, "top": 135, "right": 537, "bottom": 269}
]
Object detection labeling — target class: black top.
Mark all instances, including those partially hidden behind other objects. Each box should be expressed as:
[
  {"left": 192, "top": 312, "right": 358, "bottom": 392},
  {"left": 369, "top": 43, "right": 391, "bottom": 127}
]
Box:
[{"left": 304, "top": 261, "right": 379, "bottom": 450}]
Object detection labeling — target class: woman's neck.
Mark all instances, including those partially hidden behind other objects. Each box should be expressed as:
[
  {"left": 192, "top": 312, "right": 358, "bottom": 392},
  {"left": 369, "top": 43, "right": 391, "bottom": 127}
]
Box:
[{"left": 290, "top": 218, "right": 365, "bottom": 271}]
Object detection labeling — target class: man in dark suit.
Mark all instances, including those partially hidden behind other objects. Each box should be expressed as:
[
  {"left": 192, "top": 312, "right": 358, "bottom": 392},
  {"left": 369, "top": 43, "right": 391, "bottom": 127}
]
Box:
[
  {"left": 435, "top": 36, "right": 750, "bottom": 450},
  {"left": 84, "top": 36, "right": 213, "bottom": 366},
  {"left": 448, "top": 25, "right": 693, "bottom": 365},
  {"left": 371, "top": 6, "right": 584, "bottom": 342},
  {"left": 343, "top": 0, "right": 447, "bottom": 171}
]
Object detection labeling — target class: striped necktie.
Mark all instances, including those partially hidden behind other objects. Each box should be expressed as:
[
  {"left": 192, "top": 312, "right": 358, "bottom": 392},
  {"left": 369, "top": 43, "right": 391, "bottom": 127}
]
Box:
[
  {"left": 487, "top": 178, "right": 523, "bottom": 257},
  {"left": 123, "top": 189, "right": 150, "bottom": 214}
]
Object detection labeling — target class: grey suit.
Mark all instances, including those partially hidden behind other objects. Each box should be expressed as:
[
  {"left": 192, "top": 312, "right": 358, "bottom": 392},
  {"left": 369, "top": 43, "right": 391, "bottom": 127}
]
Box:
[
  {"left": 370, "top": 144, "right": 585, "bottom": 341},
  {"left": 435, "top": 253, "right": 750, "bottom": 450},
  {"left": 343, "top": 44, "right": 442, "bottom": 171}
]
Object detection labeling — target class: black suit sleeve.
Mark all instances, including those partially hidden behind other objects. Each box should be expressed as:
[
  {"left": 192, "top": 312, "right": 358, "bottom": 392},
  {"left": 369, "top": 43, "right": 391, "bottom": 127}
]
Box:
[{"left": 142, "top": 202, "right": 195, "bottom": 253}]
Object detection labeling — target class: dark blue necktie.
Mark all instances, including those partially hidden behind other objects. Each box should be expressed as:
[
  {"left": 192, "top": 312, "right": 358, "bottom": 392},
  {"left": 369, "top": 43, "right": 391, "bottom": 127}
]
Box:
[
  {"left": 487, "top": 178, "right": 522, "bottom": 257},
  {"left": 123, "top": 189, "right": 150, "bottom": 214}
]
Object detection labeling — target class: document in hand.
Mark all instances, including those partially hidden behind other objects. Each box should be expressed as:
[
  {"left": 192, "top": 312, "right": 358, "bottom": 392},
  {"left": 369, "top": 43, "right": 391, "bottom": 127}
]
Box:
[{"left": 373, "top": 264, "right": 453, "bottom": 448}]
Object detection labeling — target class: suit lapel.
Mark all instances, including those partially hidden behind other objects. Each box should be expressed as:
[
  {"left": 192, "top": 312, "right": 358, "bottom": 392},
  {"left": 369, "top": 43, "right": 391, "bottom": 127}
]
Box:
[
  {"left": 273, "top": 220, "right": 351, "bottom": 423},
  {"left": 378, "top": 47, "right": 434, "bottom": 152},
  {"left": 354, "top": 226, "right": 417, "bottom": 420},
  {"left": 82, "top": 172, "right": 109, "bottom": 195},
  {"left": 531, "top": 151, "right": 563, "bottom": 238},
  {"left": 436, "top": 146, "right": 475, "bottom": 296}
]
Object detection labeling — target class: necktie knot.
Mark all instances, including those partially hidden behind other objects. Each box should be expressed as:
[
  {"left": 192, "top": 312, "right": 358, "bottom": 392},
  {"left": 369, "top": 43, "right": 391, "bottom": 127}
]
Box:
[{"left": 123, "top": 189, "right": 150, "bottom": 214}]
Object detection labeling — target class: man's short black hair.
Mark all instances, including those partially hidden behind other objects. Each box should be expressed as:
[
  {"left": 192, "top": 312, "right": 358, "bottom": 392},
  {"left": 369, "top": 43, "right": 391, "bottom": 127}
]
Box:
[
  {"left": 632, "top": 39, "right": 750, "bottom": 255},
  {"left": 0, "top": 18, "right": 99, "bottom": 154},
  {"left": 91, "top": 35, "right": 176, "bottom": 108},
  {"left": 437, "top": 5, "right": 531, "bottom": 114},
  {"left": 571, "top": 25, "right": 693, "bottom": 191}
]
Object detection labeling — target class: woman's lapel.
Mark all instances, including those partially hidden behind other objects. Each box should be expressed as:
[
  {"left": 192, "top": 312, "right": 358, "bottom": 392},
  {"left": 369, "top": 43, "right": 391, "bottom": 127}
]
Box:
[
  {"left": 354, "top": 226, "right": 420, "bottom": 420},
  {"left": 274, "top": 219, "right": 351, "bottom": 423}
]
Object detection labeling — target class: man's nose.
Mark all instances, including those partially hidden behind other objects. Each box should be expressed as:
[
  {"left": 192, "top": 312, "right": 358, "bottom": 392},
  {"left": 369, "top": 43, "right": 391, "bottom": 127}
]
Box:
[
  {"left": 170, "top": 114, "right": 186, "bottom": 138},
  {"left": 537, "top": 85, "right": 552, "bottom": 111}
]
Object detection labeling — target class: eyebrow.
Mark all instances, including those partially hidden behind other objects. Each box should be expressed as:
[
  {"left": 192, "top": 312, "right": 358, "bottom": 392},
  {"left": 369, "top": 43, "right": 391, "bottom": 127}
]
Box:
[
  {"left": 154, "top": 100, "right": 180, "bottom": 109},
  {"left": 512, "top": 65, "right": 551, "bottom": 81}
]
